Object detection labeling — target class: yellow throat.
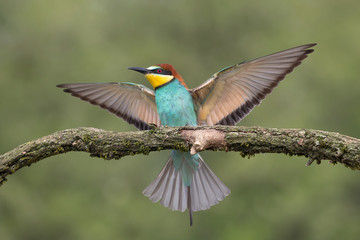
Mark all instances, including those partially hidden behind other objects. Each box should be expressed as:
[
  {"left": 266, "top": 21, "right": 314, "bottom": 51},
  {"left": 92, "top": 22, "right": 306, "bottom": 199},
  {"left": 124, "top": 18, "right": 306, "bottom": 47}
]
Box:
[{"left": 145, "top": 73, "right": 174, "bottom": 89}]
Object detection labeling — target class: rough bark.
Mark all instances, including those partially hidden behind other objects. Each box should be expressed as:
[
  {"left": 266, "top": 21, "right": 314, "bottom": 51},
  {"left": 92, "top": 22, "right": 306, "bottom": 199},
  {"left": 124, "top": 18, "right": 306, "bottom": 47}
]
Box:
[{"left": 1, "top": 126, "right": 359, "bottom": 186}]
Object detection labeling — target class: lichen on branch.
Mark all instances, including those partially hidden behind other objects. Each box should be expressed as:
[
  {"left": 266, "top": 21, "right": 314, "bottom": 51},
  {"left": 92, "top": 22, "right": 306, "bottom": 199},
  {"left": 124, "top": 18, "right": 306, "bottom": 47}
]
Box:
[{"left": 1, "top": 126, "right": 359, "bottom": 186}]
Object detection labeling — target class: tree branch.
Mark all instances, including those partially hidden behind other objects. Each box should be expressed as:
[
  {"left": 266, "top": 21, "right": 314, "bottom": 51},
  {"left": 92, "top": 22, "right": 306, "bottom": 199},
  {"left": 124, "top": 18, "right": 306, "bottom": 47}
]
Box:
[{"left": 1, "top": 126, "right": 359, "bottom": 186}]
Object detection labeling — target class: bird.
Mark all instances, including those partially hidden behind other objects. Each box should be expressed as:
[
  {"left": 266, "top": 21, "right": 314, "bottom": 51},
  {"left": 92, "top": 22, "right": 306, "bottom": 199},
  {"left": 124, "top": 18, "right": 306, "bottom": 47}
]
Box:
[{"left": 57, "top": 43, "right": 316, "bottom": 225}]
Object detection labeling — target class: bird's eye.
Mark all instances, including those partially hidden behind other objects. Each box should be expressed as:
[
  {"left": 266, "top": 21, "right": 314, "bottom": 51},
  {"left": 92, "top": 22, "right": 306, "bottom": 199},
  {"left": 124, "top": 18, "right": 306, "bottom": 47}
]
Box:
[{"left": 156, "top": 69, "right": 163, "bottom": 74}]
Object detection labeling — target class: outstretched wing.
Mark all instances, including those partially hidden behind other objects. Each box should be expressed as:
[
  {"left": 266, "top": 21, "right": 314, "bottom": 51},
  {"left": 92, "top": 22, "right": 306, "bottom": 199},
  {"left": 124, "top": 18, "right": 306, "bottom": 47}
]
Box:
[
  {"left": 190, "top": 43, "right": 316, "bottom": 126},
  {"left": 57, "top": 82, "right": 161, "bottom": 130}
]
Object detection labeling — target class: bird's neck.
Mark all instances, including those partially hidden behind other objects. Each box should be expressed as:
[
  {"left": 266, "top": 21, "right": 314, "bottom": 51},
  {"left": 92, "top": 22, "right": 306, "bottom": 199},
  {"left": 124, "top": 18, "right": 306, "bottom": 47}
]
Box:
[{"left": 154, "top": 77, "right": 176, "bottom": 90}]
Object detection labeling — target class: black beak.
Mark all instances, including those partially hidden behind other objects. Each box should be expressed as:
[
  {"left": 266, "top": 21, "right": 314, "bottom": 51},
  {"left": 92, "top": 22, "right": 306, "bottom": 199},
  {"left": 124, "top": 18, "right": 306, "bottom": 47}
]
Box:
[{"left": 128, "top": 67, "right": 149, "bottom": 74}]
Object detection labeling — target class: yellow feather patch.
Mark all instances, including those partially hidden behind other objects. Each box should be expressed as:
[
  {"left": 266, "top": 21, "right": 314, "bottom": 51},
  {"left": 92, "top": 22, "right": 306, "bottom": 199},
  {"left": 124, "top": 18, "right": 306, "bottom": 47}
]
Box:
[{"left": 145, "top": 73, "right": 173, "bottom": 89}]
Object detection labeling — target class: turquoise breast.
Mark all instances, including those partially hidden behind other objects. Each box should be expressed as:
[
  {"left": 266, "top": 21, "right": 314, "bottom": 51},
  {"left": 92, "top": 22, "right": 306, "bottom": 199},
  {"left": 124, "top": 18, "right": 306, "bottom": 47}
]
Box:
[{"left": 155, "top": 79, "right": 197, "bottom": 127}]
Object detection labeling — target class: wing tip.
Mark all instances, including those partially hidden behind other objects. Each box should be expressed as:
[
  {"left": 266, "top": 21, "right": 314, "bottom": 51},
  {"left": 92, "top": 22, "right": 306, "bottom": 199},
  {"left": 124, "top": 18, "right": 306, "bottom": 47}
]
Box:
[
  {"left": 56, "top": 84, "right": 73, "bottom": 90},
  {"left": 305, "top": 43, "right": 317, "bottom": 48},
  {"left": 292, "top": 43, "right": 317, "bottom": 52}
]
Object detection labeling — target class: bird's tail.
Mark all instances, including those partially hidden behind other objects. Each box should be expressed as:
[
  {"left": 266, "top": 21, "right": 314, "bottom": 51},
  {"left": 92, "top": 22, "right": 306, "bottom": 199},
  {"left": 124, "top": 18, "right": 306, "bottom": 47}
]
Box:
[{"left": 143, "top": 152, "right": 230, "bottom": 224}]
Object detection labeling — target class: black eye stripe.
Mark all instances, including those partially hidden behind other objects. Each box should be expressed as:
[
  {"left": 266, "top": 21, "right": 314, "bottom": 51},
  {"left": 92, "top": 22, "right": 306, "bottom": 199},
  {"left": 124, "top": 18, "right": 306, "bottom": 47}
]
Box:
[{"left": 152, "top": 69, "right": 172, "bottom": 75}]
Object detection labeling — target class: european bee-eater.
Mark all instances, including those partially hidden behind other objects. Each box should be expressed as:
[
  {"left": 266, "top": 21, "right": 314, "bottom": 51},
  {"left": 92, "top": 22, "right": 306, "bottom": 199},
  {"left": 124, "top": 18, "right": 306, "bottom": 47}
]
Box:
[{"left": 57, "top": 43, "right": 316, "bottom": 225}]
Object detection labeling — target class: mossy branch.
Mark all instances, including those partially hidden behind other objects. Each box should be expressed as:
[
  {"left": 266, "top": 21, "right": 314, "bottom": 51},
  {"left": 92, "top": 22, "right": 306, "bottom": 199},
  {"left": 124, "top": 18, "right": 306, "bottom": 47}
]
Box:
[{"left": 1, "top": 126, "right": 359, "bottom": 186}]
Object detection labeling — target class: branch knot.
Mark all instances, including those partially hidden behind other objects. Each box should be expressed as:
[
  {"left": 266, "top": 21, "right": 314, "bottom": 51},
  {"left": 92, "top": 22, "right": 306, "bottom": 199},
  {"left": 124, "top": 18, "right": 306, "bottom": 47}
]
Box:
[{"left": 181, "top": 129, "right": 226, "bottom": 155}]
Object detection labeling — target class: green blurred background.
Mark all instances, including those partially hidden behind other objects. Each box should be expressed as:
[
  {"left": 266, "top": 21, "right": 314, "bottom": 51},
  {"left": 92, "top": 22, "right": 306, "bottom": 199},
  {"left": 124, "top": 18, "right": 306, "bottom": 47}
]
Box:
[{"left": 1, "top": 0, "right": 359, "bottom": 239}]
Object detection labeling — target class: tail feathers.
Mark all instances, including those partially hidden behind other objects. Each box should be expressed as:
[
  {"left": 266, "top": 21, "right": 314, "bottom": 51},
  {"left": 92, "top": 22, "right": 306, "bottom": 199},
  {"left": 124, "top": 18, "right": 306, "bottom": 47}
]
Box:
[
  {"left": 143, "top": 154, "right": 230, "bottom": 213},
  {"left": 190, "top": 156, "right": 231, "bottom": 211},
  {"left": 143, "top": 155, "right": 188, "bottom": 212}
]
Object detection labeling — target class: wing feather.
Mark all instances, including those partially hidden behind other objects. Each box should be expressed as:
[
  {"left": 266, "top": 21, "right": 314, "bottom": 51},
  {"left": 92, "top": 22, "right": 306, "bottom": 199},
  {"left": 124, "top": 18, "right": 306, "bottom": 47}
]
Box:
[
  {"left": 190, "top": 44, "right": 316, "bottom": 125},
  {"left": 57, "top": 82, "right": 160, "bottom": 130}
]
